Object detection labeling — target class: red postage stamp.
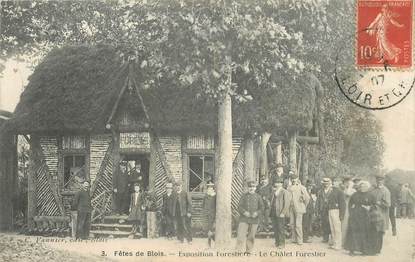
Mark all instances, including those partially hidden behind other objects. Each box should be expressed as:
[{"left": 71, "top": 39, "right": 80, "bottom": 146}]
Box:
[{"left": 356, "top": 0, "right": 413, "bottom": 68}]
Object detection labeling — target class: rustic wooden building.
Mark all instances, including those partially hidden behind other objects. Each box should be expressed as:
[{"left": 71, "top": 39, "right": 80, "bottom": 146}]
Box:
[{"left": 5, "top": 45, "right": 320, "bottom": 236}]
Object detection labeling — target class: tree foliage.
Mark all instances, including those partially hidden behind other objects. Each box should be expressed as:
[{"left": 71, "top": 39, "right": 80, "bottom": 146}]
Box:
[{"left": 1, "top": 0, "right": 384, "bottom": 176}]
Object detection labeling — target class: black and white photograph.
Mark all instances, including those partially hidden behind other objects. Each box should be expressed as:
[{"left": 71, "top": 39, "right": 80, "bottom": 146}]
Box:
[{"left": 0, "top": 0, "right": 414, "bottom": 261}]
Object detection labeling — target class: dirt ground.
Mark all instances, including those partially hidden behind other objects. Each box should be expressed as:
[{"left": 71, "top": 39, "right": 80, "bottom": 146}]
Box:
[{"left": 1, "top": 219, "right": 414, "bottom": 262}]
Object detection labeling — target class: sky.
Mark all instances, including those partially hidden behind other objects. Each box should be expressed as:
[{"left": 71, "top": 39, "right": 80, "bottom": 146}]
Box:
[{"left": 1, "top": 60, "right": 414, "bottom": 171}]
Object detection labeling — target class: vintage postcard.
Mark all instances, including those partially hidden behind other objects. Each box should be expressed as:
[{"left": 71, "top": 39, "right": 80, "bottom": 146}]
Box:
[{"left": 0, "top": 0, "right": 414, "bottom": 261}]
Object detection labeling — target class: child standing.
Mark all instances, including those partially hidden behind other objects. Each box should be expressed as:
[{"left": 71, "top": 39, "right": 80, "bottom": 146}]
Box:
[{"left": 127, "top": 183, "right": 145, "bottom": 238}]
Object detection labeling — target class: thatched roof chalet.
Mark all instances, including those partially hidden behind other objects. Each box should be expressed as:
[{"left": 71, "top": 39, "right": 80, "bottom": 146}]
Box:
[{"left": 6, "top": 45, "right": 318, "bottom": 136}]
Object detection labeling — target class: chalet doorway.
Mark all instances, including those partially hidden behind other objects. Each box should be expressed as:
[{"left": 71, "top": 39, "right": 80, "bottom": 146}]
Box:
[{"left": 119, "top": 154, "right": 150, "bottom": 192}]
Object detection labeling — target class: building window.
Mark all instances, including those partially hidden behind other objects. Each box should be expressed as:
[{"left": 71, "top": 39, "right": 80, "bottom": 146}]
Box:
[
  {"left": 188, "top": 155, "right": 214, "bottom": 192},
  {"left": 63, "top": 154, "right": 86, "bottom": 190}
]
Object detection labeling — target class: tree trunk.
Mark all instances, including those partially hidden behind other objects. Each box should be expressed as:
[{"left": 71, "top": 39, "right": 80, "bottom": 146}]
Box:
[
  {"left": 274, "top": 142, "right": 283, "bottom": 165},
  {"left": 259, "top": 132, "right": 271, "bottom": 178},
  {"left": 289, "top": 131, "right": 298, "bottom": 174},
  {"left": 215, "top": 92, "right": 233, "bottom": 248},
  {"left": 244, "top": 136, "right": 255, "bottom": 181},
  {"left": 302, "top": 133, "right": 309, "bottom": 184}
]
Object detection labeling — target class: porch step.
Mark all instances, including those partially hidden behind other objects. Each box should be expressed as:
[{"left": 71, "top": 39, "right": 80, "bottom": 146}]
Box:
[
  {"left": 92, "top": 223, "right": 132, "bottom": 229},
  {"left": 90, "top": 230, "right": 142, "bottom": 238},
  {"left": 102, "top": 215, "right": 129, "bottom": 224}
]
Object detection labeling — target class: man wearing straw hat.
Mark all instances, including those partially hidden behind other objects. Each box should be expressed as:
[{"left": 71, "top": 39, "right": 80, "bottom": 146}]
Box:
[
  {"left": 288, "top": 171, "right": 310, "bottom": 245},
  {"left": 203, "top": 182, "right": 216, "bottom": 247},
  {"left": 317, "top": 177, "right": 333, "bottom": 244}
]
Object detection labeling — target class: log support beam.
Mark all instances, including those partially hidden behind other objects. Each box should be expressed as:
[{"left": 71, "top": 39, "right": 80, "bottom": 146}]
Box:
[
  {"left": 27, "top": 136, "right": 39, "bottom": 228},
  {"left": 244, "top": 136, "right": 255, "bottom": 182},
  {"left": 288, "top": 131, "right": 298, "bottom": 174}
]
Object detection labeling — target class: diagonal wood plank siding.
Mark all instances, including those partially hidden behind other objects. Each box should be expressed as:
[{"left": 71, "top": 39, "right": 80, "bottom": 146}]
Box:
[
  {"left": 37, "top": 137, "right": 64, "bottom": 215},
  {"left": 232, "top": 137, "right": 242, "bottom": 162},
  {"left": 39, "top": 137, "right": 58, "bottom": 179},
  {"left": 158, "top": 136, "right": 182, "bottom": 182},
  {"left": 231, "top": 142, "right": 245, "bottom": 220},
  {"left": 90, "top": 135, "right": 112, "bottom": 184},
  {"left": 154, "top": 149, "right": 169, "bottom": 208},
  {"left": 36, "top": 161, "right": 61, "bottom": 216},
  {"left": 90, "top": 141, "right": 114, "bottom": 218}
]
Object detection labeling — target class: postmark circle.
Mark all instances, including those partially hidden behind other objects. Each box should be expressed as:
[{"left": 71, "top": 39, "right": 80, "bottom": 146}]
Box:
[{"left": 334, "top": 29, "right": 414, "bottom": 110}]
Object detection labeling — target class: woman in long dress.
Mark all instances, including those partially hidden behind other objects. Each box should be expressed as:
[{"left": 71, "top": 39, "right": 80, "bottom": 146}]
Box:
[
  {"left": 344, "top": 181, "right": 376, "bottom": 256},
  {"left": 367, "top": 4, "right": 404, "bottom": 63},
  {"left": 341, "top": 178, "right": 356, "bottom": 247}
]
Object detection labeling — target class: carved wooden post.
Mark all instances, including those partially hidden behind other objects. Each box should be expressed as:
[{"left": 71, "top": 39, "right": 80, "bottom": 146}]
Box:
[
  {"left": 146, "top": 211, "right": 157, "bottom": 238},
  {"left": 111, "top": 132, "right": 120, "bottom": 212},
  {"left": 27, "top": 135, "right": 38, "bottom": 228},
  {"left": 70, "top": 211, "right": 77, "bottom": 238}
]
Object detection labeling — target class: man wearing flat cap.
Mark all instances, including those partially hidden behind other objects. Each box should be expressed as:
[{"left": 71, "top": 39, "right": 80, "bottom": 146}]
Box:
[
  {"left": 352, "top": 177, "right": 362, "bottom": 190},
  {"left": 236, "top": 181, "right": 264, "bottom": 253},
  {"left": 370, "top": 174, "right": 391, "bottom": 255},
  {"left": 287, "top": 172, "right": 310, "bottom": 245},
  {"left": 162, "top": 182, "right": 176, "bottom": 239}
]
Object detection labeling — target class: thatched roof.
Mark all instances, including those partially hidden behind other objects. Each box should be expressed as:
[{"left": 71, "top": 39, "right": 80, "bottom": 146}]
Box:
[
  {"left": 6, "top": 45, "right": 318, "bottom": 135},
  {"left": 0, "top": 110, "right": 12, "bottom": 121}
]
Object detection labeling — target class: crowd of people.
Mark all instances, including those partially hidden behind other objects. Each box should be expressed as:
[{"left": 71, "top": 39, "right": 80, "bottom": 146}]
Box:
[
  {"left": 235, "top": 163, "right": 404, "bottom": 256},
  {"left": 70, "top": 162, "right": 413, "bottom": 256}
]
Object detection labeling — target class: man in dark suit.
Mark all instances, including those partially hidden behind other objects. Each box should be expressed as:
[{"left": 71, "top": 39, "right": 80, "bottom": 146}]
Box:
[
  {"left": 386, "top": 180, "right": 398, "bottom": 236},
  {"left": 162, "top": 182, "right": 176, "bottom": 239},
  {"left": 236, "top": 181, "right": 264, "bottom": 252},
  {"left": 72, "top": 180, "right": 92, "bottom": 239},
  {"left": 174, "top": 181, "right": 192, "bottom": 243},
  {"left": 113, "top": 161, "right": 129, "bottom": 215},
  {"left": 317, "top": 177, "right": 332, "bottom": 243},
  {"left": 269, "top": 178, "right": 291, "bottom": 248}
]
